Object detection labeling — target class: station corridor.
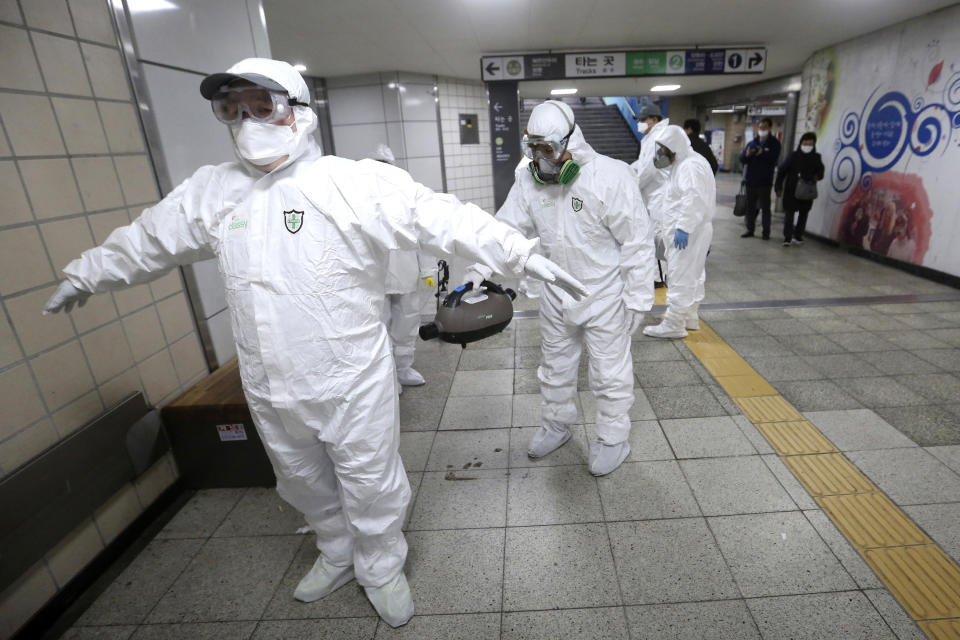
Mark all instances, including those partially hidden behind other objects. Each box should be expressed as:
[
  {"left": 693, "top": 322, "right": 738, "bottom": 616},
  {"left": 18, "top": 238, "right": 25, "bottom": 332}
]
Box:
[{"left": 52, "top": 174, "right": 960, "bottom": 640}]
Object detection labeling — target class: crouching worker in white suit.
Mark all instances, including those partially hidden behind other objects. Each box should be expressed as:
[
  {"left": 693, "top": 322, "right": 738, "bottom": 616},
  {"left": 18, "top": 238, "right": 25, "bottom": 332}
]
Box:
[
  {"left": 642, "top": 125, "right": 716, "bottom": 339},
  {"left": 370, "top": 143, "right": 431, "bottom": 388},
  {"left": 42, "top": 59, "right": 587, "bottom": 628},
  {"left": 466, "top": 100, "right": 656, "bottom": 476}
]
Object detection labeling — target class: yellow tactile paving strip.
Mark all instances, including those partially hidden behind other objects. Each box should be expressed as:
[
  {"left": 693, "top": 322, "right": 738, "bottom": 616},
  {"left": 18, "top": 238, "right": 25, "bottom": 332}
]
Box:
[{"left": 677, "top": 318, "right": 960, "bottom": 637}]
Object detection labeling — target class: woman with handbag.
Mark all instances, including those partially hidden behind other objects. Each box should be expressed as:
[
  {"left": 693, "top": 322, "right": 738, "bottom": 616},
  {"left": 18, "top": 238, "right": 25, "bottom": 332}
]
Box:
[{"left": 775, "top": 132, "right": 825, "bottom": 246}]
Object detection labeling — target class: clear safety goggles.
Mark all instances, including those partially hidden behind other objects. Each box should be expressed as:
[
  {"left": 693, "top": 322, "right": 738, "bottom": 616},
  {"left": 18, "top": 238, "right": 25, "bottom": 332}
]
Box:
[
  {"left": 521, "top": 131, "right": 572, "bottom": 161},
  {"left": 210, "top": 86, "right": 308, "bottom": 125}
]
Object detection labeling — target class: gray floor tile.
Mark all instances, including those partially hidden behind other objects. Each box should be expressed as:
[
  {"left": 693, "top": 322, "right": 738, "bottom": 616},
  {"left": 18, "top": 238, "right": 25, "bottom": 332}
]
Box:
[
  {"left": 425, "top": 429, "right": 508, "bottom": 471},
  {"left": 897, "top": 373, "right": 960, "bottom": 403},
  {"left": 773, "top": 334, "right": 847, "bottom": 356},
  {"left": 927, "top": 328, "right": 960, "bottom": 347},
  {"left": 408, "top": 469, "right": 508, "bottom": 530},
  {"left": 912, "top": 348, "right": 960, "bottom": 371},
  {"left": 927, "top": 445, "right": 960, "bottom": 474},
  {"left": 262, "top": 537, "right": 374, "bottom": 620},
  {"left": 873, "top": 405, "right": 960, "bottom": 446},
  {"left": 882, "top": 331, "right": 953, "bottom": 350},
  {"left": 743, "top": 356, "right": 824, "bottom": 382},
  {"left": 397, "top": 431, "right": 434, "bottom": 472},
  {"left": 440, "top": 395, "right": 512, "bottom": 430},
  {"left": 511, "top": 393, "right": 542, "bottom": 426},
  {"left": 63, "top": 628, "right": 137, "bottom": 640},
  {"left": 902, "top": 502, "right": 960, "bottom": 562},
  {"left": 708, "top": 383, "right": 744, "bottom": 417},
  {"left": 862, "top": 589, "right": 928, "bottom": 640},
  {"left": 803, "top": 408, "right": 917, "bottom": 450},
  {"left": 851, "top": 314, "right": 912, "bottom": 332},
  {"left": 213, "top": 488, "right": 308, "bottom": 537},
  {"left": 502, "top": 608, "right": 630, "bottom": 640},
  {"left": 635, "top": 359, "right": 701, "bottom": 387},
  {"left": 631, "top": 340, "right": 684, "bottom": 361},
  {"left": 709, "top": 512, "right": 856, "bottom": 597},
  {"left": 624, "top": 600, "right": 760, "bottom": 640},
  {"left": 645, "top": 385, "right": 727, "bottom": 419},
  {"left": 146, "top": 535, "right": 301, "bottom": 623},
  {"left": 803, "top": 317, "right": 860, "bottom": 334},
  {"left": 681, "top": 456, "right": 796, "bottom": 516},
  {"left": 608, "top": 518, "right": 739, "bottom": 604},
  {"left": 515, "top": 346, "right": 541, "bottom": 369},
  {"left": 463, "top": 328, "right": 515, "bottom": 350},
  {"left": 508, "top": 425, "right": 590, "bottom": 467},
  {"left": 251, "top": 618, "right": 377, "bottom": 640},
  {"left": 774, "top": 379, "right": 863, "bottom": 411},
  {"left": 760, "top": 455, "right": 817, "bottom": 510},
  {"left": 725, "top": 336, "right": 795, "bottom": 357},
  {"left": 660, "top": 416, "right": 757, "bottom": 458},
  {"left": 598, "top": 460, "right": 700, "bottom": 521},
  {"left": 399, "top": 396, "right": 443, "bottom": 431},
  {"left": 130, "top": 622, "right": 258, "bottom": 640},
  {"left": 579, "top": 388, "right": 655, "bottom": 422},
  {"left": 849, "top": 448, "right": 960, "bottom": 504},
  {"left": 405, "top": 528, "right": 504, "bottom": 614},
  {"left": 503, "top": 523, "right": 621, "bottom": 610},
  {"left": 859, "top": 350, "right": 942, "bottom": 375},
  {"left": 785, "top": 307, "right": 838, "bottom": 319},
  {"left": 835, "top": 376, "right": 928, "bottom": 408},
  {"left": 155, "top": 489, "right": 246, "bottom": 540},
  {"left": 448, "top": 370, "right": 513, "bottom": 396},
  {"left": 746, "top": 591, "right": 896, "bottom": 640},
  {"left": 803, "top": 510, "right": 883, "bottom": 588},
  {"left": 513, "top": 368, "right": 541, "bottom": 394},
  {"left": 831, "top": 331, "right": 900, "bottom": 352},
  {"left": 704, "top": 319, "right": 767, "bottom": 338},
  {"left": 515, "top": 328, "right": 542, "bottom": 348},
  {"left": 801, "top": 353, "right": 883, "bottom": 379},
  {"left": 760, "top": 318, "right": 817, "bottom": 336},
  {"left": 77, "top": 539, "right": 206, "bottom": 625},
  {"left": 733, "top": 415, "right": 775, "bottom": 454},
  {"left": 457, "top": 347, "right": 514, "bottom": 371},
  {"left": 620, "top": 420, "right": 675, "bottom": 462},
  {"left": 374, "top": 613, "right": 500, "bottom": 639},
  {"left": 507, "top": 465, "right": 602, "bottom": 525}
]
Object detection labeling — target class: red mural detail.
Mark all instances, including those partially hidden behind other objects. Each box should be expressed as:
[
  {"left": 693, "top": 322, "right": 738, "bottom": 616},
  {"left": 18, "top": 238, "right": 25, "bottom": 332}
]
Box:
[
  {"left": 928, "top": 60, "right": 944, "bottom": 87},
  {"left": 834, "top": 171, "right": 932, "bottom": 265}
]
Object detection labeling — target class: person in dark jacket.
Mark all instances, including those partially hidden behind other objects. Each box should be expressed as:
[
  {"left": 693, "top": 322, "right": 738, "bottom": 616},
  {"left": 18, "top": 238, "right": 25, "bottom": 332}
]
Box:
[
  {"left": 739, "top": 118, "right": 781, "bottom": 239},
  {"left": 683, "top": 119, "right": 718, "bottom": 175},
  {"left": 775, "top": 131, "right": 825, "bottom": 246}
]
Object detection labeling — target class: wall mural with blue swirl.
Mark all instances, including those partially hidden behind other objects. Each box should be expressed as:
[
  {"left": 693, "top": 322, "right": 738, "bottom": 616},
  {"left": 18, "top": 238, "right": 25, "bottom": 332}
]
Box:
[{"left": 796, "top": 6, "right": 960, "bottom": 277}]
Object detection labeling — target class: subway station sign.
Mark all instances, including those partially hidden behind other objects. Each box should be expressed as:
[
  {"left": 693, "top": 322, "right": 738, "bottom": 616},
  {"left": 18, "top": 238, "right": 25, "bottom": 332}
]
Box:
[{"left": 481, "top": 48, "right": 766, "bottom": 82}]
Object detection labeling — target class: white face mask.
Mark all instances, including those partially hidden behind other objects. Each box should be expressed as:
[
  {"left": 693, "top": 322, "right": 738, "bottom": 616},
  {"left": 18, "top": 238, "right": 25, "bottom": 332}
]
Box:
[
  {"left": 800, "top": 144, "right": 814, "bottom": 153},
  {"left": 637, "top": 121, "right": 649, "bottom": 134},
  {"left": 757, "top": 129, "right": 769, "bottom": 139},
  {"left": 231, "top": 120, "right": 297, "bottom": 166}
]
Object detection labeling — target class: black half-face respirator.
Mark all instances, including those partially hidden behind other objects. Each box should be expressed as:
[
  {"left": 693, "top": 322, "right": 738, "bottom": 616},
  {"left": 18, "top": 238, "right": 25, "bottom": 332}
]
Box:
[
  {"left": 523, "top": 103, "right": 581, "bottom": 186},
  {"left": 653, "top": 142, "right": 676, "bottom": 169}
]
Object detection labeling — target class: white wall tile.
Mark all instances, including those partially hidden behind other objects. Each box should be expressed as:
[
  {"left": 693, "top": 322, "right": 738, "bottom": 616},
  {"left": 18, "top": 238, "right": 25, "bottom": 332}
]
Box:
[
  {"left": 0, "top": 364, "right": 46, "bottom": 439},
  {"left": 30, "top": 339, "right": 94, "bottom": 410},
  {"left": 400, "top": 84, "right": 438, "bottom": 121},
  {"left": 406, "top": 156, "right": 443, "bottom": 191},
  {"left": 70, "top": 291, "right": 117, "bottom": 333},
  {"left": 80, "top": 42, "right": 130, "bottom": 100},
  {"left": 40, "top": 216, "right": 95, "bottom": 274},
  {"left": 5, "top": 285, "right": 74, "bottom": 356},
  {"left": 0, "top": 226, "right": 55, "bottom": 295},
  {"left": 68, "top": 0, "right": 116, "bottom": 45},
  {"left": 0, "top": 418, "right": 58, "bottom": 475},
  {"left": 403, "top": 121, "right": 440, "bottom": 158},
  {"left": 18, "top": 158, "right": 83, "bottom": 219},
  {"left": 51, "top": 97, "right": 108, "bottom": 154},
  {"left": 32, "top": 32, "right": 92, "bottom": 96},
  {"left": 169, "top": 332, "right": 207, "bottom": 385},
  {"left": 0, "top": 25, "right": 45, "bottom": 91},
  {"left": 156, "top": 292, "right": 194, "bottom": 343},
  {"left": 51, "top": 389, "right": 102, "bottom": 436},
  {"left": 0, "top": 309, "right": 21, "bottom": 369},
  {"left": 98, "top": 366, "right": 143, "bottom": 409},
  {"left": 137, "top": 350, "right": 178, "bottom": 406},
  {"left": 0, "top": 161, "right": 31, "bottom": 225},
  {"left": 332, "top": 122, "right": 389, "bottom": 160},
  {"left": 72, "top": 156, "right": 123, "bottom": 211},
  {"left": 328, "top": 85, "right": 388, "bottom": 126},
  {"left": 0, "top": 0, "right": 23, "bottom": 23},
  {"left": 98, "top": 101, "right": 145, "bottom": 153},
  {"left": 81, "top": 320, "right": 134, "bottom": 384},
  {"left": 122, "top": 306, "right": 165, "bottom": 361},
  {"left": 0, "top": 93, "right": 65, "bottom": 156},
  {"left": 22, "top": 0, "right": 74, "bottom": 35},
  {"left": 114, "top": 155, "right": 159, "bottom": 205}
]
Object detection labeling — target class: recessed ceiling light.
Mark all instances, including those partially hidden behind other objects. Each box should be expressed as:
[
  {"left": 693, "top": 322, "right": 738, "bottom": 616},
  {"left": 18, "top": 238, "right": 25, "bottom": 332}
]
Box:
[
  {"left": 650, "top": 85, "right": 681, "bottom": 92},
  {"left": 711, "top": 108, "right": 735, "bottom": 113},
  {"left": 550, "top": 88, "right": 578, "bottom": 95},
  {"left": 293, "top": 64, "right": 307, "bottom": 72}
]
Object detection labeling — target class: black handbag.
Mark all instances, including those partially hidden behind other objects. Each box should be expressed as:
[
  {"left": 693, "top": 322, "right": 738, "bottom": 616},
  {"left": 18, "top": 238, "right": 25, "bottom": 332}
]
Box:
[
  {"left": 733, "top": 181, "right": 748, "bottom": 217},
  {"left": 794, "top": 177, "right": 818, "bottom": 201}
]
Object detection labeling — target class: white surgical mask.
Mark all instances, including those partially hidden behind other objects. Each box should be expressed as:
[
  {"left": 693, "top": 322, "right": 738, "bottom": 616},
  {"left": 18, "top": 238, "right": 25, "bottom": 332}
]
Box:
[
  {"left": 637, "top": 121, "right": 649, "bottom": 134},
  {"left": 800, "top": 144, "right": 814, "bottom": 153},
  {"left": 758, "top": 129, "right": 770, "bottom": 139},
  {"left": 231, "top": 120, "right": 297, "bottom": 166}
]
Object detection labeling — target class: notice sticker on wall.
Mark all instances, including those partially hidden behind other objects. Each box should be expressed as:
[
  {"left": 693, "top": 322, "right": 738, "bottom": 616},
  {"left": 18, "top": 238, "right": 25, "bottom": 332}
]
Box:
[{"left": 217, "top": 423, "right": 248, "bottom": 441}]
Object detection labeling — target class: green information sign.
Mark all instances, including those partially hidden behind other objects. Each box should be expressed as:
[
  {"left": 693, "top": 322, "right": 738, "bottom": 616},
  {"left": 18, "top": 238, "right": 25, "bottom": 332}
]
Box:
[{"left": 626, "top": 51, "right": 666, "bottom": 75}]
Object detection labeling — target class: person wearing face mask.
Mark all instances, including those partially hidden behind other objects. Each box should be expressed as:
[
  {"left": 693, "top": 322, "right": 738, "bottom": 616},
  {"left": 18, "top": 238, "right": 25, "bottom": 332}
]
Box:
[
  {"left": 774, "top": 132, "right": 825, "bottom": 246},
  {"left": 41, "top": 58, "right": 589, "bottom": 628},
  {"left": 465, "top": 100, "right": 656, "bottom": 476},
  {"left": 739, "top": 118, "right": 781, "bottom": 239},
  {"left": 630, "top": 103, "right": 670, "bottom": 222},
  {"left": 643, "top": 125, "right": 716, "bottom": 339}
]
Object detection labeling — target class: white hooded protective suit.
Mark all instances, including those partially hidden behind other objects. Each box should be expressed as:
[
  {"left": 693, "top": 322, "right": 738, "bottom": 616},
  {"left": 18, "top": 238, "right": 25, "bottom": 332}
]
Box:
[
  {"left": 630, "top": 117, "right": 670, "bottom": 227},
  {"left": 651, "top": 125, "right": 716, "bottom": 319},
  {"left": 61, "top": 59, "right": 543, "bottom": 588},
  {"left": 476, "top": 101, "right": 655, "bottom": 444}
]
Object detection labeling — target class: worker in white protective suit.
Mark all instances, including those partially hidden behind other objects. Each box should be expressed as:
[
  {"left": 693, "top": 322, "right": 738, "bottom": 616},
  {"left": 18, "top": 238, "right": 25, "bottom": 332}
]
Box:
[
  {"left": 642, "top": 125, "right": 716, "bottom": 339},
  {"left": 41, "top": 59, "right": 588, "bottom": 628},
  {"left": 630, "top": 104, "right": 670, "bottom": 287},
  {"left": 466, "top": 100, "right": 656, "bottom": 476},
  {"left": 370, "top": 144, "right": 430, "bottom": 388}
]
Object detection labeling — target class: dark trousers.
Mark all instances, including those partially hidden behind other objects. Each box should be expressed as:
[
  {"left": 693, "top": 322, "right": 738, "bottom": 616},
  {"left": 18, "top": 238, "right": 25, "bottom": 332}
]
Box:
[
  {"left": 784, "top": 201, "right": 812, "bottom": 241},
  {"left": 744, "top": 185, "right": 772, "bottom": 237}
]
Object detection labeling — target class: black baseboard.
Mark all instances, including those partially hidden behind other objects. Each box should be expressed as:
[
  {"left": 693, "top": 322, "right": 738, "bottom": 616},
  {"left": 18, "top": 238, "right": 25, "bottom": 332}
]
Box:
[
  {"left": 14, "top": 480, "right": 188, "bottom": 640},
  {"left": 805, "top": 232, "right": 960, "bottom": 291}
]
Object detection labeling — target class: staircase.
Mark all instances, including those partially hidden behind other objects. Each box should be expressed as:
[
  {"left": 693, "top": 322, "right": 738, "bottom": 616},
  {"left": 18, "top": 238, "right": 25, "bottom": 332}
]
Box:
[{"left": 521, "top": 98, "right": 640, "bottom": 164}]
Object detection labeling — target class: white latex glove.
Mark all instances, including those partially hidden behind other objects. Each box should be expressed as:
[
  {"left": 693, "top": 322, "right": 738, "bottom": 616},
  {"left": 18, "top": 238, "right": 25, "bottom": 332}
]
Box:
[
  {"left": 523, "top": 254, "right": 589, "bottom": 301},
  {"left": 626, "top": 309, "right": 645, "bottom": 335},
  {"left": 462, "top": 264, "right": 489, "bottom": 292},
  {"left": 43, "top": 280, "right": 91, "bottom": 314}
]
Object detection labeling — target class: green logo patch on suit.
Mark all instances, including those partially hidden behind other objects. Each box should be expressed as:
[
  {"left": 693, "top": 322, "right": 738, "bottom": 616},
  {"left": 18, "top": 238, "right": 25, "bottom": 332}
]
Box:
[
  {"left": 571, "top": 197, "right": 583, "bottom": 212},
  {"left": 283, "top": 209, "right": 304, "bottom": 234}
]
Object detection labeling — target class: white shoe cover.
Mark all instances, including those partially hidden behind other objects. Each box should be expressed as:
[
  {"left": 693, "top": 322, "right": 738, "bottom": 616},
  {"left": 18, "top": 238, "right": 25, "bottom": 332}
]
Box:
[
  {"left": 397, "top": 367, "right": 426, "bottom": 386},
  {"left": 685, "top": 315, "right": 700, "bottom": 331},
  {"left": 294, "top": 555, "right": 355, "bottom": 603},
  {"left": 588, "top": 440, "right": 631, "bottom": 476},
  {"left": 365, "top": 572, "right": 415, "bottom": 628},
  {"left": 527, "top": 423, "right": 572, "bottom": 458},
  {"left": 643, "top": 321, "right": 688, "bottom": 339}
]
